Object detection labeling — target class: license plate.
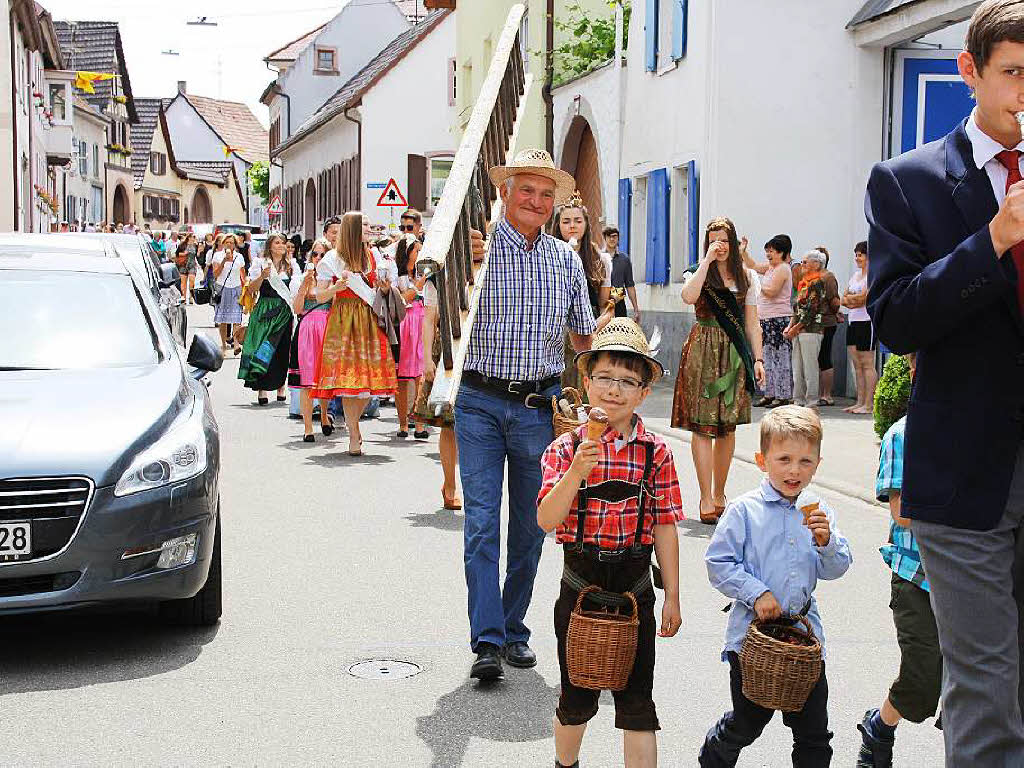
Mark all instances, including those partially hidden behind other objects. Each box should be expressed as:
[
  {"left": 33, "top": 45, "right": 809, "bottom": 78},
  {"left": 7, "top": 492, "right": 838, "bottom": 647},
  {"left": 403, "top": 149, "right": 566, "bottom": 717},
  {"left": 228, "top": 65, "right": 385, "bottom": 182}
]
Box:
[{"left": 0, "top": 522, "right": 31, "bottom": 561}]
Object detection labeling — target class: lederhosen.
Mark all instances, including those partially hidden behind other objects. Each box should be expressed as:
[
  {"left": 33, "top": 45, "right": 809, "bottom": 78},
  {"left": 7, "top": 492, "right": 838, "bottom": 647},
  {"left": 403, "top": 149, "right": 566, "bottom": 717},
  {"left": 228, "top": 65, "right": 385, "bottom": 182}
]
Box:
[{"left": 554, "top": 432, "right": 664, "bottom": 730}]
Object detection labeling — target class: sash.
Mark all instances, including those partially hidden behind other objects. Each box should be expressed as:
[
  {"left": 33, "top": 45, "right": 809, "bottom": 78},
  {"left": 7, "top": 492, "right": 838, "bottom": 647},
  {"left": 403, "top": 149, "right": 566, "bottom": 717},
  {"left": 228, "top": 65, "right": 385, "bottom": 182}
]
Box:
[
  {"left": 319, "top": 253, "right": 376, "bottom": 308},
  {"left": 701, "top": 287, "right": 756, "bottom": 401}
]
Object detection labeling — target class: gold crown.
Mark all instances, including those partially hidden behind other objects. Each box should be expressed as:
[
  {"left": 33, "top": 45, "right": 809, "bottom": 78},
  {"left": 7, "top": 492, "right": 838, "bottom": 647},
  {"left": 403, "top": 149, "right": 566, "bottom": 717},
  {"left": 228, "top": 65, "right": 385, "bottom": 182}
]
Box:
[
  {"left": 566, "top": 189, "right": 585, "bottom": 209},
  {"left": 707, "top": 217, "right": 733, "bottom": 230}
]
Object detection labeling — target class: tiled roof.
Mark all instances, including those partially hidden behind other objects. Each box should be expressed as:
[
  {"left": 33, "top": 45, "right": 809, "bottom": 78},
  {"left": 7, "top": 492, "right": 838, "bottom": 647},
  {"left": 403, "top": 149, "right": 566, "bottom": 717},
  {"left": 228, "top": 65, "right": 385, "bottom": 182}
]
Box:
[
  {"left": 274, "top": 10, "right": 450, "bottom": 155},
  {"left": 184, "top": 93, "right": 269, "bottom": 165},
  {"left": 52, "top": 20, "right": 136, "bottom": 121},
  {"left": 264, "top": 23, "right": 326, "bottom": 63},
  {"left": 176, "top": 161, "right": 232, "bottom": 185},
  {"left": 130, "top": 97, "right": 170, "bottom": 188},
  {"left": 847, "top": 0, "right": 924, "bottom": 28}
]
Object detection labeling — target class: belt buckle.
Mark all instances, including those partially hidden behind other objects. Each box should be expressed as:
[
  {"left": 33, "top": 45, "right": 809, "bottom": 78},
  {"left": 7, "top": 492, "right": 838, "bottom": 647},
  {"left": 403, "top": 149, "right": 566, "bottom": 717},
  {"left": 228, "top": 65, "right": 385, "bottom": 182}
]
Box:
[
  {"left": 507, "top": 380, "right": 523, "bottom": 395},
  {"left": 524, "top": 392, "right": 545, "bottom": 409}
]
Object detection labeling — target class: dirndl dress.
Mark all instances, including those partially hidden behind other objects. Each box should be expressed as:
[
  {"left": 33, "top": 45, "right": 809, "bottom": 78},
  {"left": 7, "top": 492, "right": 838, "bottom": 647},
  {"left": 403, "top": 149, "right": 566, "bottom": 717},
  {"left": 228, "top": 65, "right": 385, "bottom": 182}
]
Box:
[
  {"left": 397, "top": 299, "right": 425, "bottom": 379},
  {"left": 670, "top": 294, "right": 752, "bottom": 436},
  {"left": 213, "top": 284, "right": 243, "bottom": 324},
  {"left": 288, "top": 300, "right": 332, "bottom": 388},
  {"left": 310, "top": 269, "right": 397, "bottom": 399}
]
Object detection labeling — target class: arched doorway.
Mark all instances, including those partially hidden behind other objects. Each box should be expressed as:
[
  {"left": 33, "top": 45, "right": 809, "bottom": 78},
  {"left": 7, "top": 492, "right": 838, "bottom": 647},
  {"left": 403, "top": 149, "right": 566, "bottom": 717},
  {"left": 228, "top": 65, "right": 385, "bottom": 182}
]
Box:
[
  {"left": 304, "top": 178, "right": 316, "bottom": 240},
  {"left": 559, "top": 116, "right": 604, "bottom": 240},
  {"left": 183, "top": 206, "right": 189, "bottom": 224},
  {"left": 191, "top": 187, "right": 212, "bottom": 224},
  {"left": 112, "top": 184, "right": 129, "bottom": 224}
]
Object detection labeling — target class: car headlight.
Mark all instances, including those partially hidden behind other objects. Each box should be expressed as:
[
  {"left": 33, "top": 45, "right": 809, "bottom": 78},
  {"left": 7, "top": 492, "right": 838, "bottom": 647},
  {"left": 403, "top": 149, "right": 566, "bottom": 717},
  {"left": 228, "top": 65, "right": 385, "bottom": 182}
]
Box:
[{"left": 114, "top": 406, "right": 208, "bottom": 496}]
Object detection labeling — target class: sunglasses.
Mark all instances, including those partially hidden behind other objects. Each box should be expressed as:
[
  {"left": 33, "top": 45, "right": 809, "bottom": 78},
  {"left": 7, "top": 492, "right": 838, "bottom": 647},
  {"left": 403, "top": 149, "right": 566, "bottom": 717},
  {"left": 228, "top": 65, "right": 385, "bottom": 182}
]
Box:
[{"left": 400, "top": 224, "right": 415, "bottom": 232}]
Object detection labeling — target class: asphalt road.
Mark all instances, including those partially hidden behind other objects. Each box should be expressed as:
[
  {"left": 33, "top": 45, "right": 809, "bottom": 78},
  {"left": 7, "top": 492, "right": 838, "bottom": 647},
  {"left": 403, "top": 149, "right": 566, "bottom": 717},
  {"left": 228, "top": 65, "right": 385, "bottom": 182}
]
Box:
[{"left": 0, "top": 306, "right": 944, "bottom": 767}]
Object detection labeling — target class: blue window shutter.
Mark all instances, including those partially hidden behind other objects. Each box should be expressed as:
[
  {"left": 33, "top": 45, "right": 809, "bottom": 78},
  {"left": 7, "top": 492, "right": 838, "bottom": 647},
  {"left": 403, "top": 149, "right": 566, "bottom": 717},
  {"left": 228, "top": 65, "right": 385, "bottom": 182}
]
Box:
[
  {"left": 687, "top": 160, "right": 699, "bottom": 266},
  {"left": 646, "top": 168, "right": 670, "bottom": 285},
  {"left": 618, "top": 178, "right": 632, "bottom": 255},
  {"left": 672, "top": 0, "right": 687, "bottom": 61},
  {"left": 645, "top": 0, "right": 659, "bottom": 72}
]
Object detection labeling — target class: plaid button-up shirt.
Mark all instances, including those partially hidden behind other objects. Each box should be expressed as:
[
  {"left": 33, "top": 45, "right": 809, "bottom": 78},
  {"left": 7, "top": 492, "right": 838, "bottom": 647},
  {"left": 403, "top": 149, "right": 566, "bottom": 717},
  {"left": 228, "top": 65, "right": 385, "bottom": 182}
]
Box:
[
  {"left": 464, "top": 217, "right": 596, "bottom": 381},
  {"left": 538, "top": 416, "right": 685, "bottom": 549},
  {"left": 876, "top": 416, "right": 929, "bottom": 592}
]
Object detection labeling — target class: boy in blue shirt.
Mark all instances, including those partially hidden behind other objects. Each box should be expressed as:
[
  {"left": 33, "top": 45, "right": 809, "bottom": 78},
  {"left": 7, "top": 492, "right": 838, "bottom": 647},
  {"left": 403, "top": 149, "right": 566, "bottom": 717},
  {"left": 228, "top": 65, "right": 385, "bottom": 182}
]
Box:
[
  {"left": 857, "top": 355, "right": 942, "bottom": 768},
  {"left": 700, "top": 405, "right": 852, "bottom": 767}
]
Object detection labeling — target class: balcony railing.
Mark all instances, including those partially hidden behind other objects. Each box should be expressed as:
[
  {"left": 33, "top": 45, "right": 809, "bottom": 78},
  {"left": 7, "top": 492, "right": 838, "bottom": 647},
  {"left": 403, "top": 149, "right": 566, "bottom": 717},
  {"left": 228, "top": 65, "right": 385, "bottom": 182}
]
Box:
[{"left": 415, "top": 3, "right": 532, "bottom": 413}]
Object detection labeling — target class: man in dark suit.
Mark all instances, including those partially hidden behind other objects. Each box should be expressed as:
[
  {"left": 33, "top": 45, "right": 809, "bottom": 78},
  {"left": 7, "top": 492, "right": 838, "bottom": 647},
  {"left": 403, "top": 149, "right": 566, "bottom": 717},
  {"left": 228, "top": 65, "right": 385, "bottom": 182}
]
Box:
[{"left": 866, "top": 2, "right": 1024, "bottom": 764}]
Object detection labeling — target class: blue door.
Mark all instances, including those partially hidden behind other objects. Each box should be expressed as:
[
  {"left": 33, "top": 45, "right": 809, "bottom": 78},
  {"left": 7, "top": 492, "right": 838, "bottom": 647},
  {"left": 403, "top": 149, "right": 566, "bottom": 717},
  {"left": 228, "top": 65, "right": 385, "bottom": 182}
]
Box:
[{"left": 892, "top": 50, "right": 975, "bottom": 156}]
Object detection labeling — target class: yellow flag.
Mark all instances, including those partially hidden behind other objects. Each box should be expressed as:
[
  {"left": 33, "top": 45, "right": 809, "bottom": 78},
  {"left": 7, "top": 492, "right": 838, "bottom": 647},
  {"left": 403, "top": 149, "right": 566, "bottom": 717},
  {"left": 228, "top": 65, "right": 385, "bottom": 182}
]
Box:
[
  {"left": 223, "top": 144, "right": 240, "bottom": 158},
  {"left": 74, "top": 71, "right": 116, "bottom": 94}
]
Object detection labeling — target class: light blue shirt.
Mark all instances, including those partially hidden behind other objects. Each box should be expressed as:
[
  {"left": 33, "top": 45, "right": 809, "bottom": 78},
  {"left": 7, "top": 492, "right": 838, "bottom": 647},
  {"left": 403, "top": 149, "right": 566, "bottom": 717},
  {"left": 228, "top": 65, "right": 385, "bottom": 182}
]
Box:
[{"left": 705, "top": 479, "right": 853, "bottom": 660}]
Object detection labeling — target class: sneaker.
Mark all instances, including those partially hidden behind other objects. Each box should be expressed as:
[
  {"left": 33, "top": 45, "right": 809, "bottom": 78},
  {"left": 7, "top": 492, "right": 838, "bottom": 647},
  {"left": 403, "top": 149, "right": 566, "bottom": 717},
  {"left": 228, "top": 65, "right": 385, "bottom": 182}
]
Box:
[{"left": 856, "top": 709, "right": 895, "bottom": 768}]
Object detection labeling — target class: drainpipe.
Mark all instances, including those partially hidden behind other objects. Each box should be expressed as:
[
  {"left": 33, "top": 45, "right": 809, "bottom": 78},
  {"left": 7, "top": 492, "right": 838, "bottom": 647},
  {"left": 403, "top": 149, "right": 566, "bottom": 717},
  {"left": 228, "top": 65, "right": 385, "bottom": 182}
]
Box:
[
  {"left": 544, "top": 0, "right": 554, "bottom": 155},
  {"left": 9, "top": 15, "right": 20, "bottom": 230},
  {"left": 344, "top": 107, "right": 362, "bottom": 209}
]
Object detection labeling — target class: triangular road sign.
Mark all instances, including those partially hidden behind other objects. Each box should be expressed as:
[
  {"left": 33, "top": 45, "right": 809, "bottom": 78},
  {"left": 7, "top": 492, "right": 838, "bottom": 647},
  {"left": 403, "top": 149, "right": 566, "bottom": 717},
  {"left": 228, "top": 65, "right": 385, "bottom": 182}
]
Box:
[
  {"left": 268, "top": 195, "right": 284, "bottom": 215},
  {"left": 377, "top": 178, "right": 408, "bottom": 207}
]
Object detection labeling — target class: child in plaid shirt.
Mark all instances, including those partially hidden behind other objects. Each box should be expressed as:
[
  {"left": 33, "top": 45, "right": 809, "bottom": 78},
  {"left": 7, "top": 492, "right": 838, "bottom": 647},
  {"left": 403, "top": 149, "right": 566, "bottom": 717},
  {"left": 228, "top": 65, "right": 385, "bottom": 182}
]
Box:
[
  {"left": 538, "top": 319, "right": 683, "bottom": 768},
  {"left": 857, "top": 355, "right": 942, "bottom": 768}
]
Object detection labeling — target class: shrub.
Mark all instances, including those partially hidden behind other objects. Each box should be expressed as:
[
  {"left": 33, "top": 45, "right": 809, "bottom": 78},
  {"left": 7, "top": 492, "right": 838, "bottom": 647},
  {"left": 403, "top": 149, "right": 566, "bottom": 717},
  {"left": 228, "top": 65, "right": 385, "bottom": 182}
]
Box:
[{"left": 873, "top": 354, "right": 910, "bottom": 439}]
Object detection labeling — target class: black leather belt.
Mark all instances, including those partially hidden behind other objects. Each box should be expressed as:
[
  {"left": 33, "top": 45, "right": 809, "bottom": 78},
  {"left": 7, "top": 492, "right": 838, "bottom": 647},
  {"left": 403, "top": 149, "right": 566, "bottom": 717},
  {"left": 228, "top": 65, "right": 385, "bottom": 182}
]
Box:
[
  {"left": 561, "top": 564, "right": 652, "bottom": 608},
  {"left": 565, "top": 543, "right": 654, "bottom": 563},
  {"left": 462, "top": 370, "right": 559, "bottom": 406}
]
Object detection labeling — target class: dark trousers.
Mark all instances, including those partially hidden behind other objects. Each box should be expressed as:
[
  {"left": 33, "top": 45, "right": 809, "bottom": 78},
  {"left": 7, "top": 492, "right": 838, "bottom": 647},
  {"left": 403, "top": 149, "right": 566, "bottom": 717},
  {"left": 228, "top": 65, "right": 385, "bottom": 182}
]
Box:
[{"left": 699, "top": 652, "right": 833, "bottom": 768}]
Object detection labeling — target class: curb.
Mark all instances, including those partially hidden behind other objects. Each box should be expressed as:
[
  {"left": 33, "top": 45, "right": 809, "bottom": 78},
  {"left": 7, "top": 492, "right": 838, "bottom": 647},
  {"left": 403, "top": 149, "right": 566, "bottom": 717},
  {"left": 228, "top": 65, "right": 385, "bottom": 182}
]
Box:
[{"left": 644, "top": 420, "right": 884, "bottom": 509}]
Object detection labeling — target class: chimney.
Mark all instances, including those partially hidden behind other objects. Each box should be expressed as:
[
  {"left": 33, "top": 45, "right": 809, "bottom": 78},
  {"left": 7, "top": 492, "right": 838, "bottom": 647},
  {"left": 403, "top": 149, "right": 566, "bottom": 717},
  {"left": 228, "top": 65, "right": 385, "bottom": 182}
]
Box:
[{"left": 177, "top": 80, "right": 187, "bottom": 95}]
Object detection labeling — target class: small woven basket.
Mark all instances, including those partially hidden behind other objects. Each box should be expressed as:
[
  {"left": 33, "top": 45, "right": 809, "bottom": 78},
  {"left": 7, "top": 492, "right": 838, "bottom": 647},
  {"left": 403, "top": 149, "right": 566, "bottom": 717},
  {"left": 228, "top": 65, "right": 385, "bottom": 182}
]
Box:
[
  {"left": 552, "top": 387, "right": 585, "bottom": 437},
  {"left": 739, "top": 616, "right": 823, "bottom": 712},
  {"left": 566, "top": 585, "right": 639, "bottom": 692}
]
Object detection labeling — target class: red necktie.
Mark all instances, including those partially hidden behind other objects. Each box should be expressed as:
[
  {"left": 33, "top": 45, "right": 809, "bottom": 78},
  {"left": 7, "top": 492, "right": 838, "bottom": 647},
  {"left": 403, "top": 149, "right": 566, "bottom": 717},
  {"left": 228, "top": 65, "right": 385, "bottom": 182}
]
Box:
[{"left": 995, "top": 149, "right": 1024, "bottom": 313}]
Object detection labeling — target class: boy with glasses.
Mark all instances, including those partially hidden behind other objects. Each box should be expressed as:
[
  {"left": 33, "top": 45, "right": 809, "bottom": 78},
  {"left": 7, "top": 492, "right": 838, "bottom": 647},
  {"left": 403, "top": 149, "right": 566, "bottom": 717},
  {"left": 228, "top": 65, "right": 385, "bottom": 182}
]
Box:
[{"left": 538, "top": 318, "right": 683, "bottom": 768}]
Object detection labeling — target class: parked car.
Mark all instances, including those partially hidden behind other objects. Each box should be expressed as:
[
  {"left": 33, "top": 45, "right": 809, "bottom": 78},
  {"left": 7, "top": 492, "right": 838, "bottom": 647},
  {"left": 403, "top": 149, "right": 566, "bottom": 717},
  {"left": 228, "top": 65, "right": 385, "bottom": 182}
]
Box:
[
  {"left": 214, "top": 223, "right": 261, "bottom": 238},
  {"left": 70, "top": 233, "right": 187, "bottom": 347},
  {"left": 0, "top": 234, "right": 223, "bottom": 625}
]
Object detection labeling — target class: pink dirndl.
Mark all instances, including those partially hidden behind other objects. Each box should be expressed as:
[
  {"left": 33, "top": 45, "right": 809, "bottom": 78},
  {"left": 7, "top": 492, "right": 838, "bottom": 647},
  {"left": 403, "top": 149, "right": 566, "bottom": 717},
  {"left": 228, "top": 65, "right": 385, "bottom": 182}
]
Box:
[
  {"left": 297, "top": 307, "right": 331, "bottom": 387},
  {"left": 397, "top": 299, "right": 425, "bottom": 379}
]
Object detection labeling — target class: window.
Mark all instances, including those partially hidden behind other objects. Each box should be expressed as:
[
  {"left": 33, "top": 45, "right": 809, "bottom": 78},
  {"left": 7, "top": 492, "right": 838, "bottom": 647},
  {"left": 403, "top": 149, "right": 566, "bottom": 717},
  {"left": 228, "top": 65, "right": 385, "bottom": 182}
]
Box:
[
  {"left": 270, "top": 117, "right": 281, "bottom": 151},
  {"left": 92, "top": 144, "right": 99, "bottom": 177},
  {"left": 91, "top": 186, "right": 104, "bottom": 223},
  {"left": 429, "top": 157, "right": 454, "bottom": 209},
  {"left": 630, "top": 176, "right": 648, "bottom": 278},
  {"left": 78, "top": 140, "right": 88, "bottom": 176},
  {"left": 149, "top": 152, "right": 166, "bottom": 176},
  {"left": 49, "top": 84, "right": 66, "bottom": 122},
  {"left": 669, "top": 165, "right": 689, "bottom": 278},
  {"left": 645, "top": 168, "right": 670, "bottom": 285},
  {"left": 315, "top": 47, "right": 337, "bottom": 72},
  {"left": 646, "top": 0, "right": 687, "bottom": 71},
  {"left": 519, "top": 9, "right": 529, "bottom": 73},
  {"left": 66, "top": 195, "right": 77, "bottom": 221}
]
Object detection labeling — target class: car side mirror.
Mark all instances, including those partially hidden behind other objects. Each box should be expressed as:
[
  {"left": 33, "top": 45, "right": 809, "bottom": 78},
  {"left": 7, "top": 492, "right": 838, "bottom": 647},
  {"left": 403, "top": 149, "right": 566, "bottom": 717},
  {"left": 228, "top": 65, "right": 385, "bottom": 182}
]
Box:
[
  {"left": 158, "top": 263, "right": 180, "bottom": 289},
  {"left": 187, "top": 334, "right": 224, "bottom": 372}
]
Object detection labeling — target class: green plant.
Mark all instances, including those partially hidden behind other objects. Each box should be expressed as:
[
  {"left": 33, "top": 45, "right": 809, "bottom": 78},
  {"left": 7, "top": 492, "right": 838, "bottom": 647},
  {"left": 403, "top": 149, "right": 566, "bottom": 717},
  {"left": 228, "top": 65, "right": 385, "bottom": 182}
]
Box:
[
  {"left": 873, "top": 354, "right": 911, "bottom": 440},
  {"left": 247, "top": 161, "right": 269, "bottom": 203},
  {"left": 550, "top": 1, "right": 629, "bottom": 85}
]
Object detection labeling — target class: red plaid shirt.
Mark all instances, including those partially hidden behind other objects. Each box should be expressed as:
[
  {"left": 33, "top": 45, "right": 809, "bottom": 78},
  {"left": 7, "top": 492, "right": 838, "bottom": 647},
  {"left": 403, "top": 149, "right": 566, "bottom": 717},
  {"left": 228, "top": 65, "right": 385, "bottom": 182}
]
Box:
[{"left": 538, "top": 416, "right": 685, "bottom": 548}]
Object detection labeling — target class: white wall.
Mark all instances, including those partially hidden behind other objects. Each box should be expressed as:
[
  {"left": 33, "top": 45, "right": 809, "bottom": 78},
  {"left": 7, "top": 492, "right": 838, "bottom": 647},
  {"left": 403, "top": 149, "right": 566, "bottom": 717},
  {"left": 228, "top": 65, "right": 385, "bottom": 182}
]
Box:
[
  {"left": 552, "top": 60, "right": 623, "bottom": 235},
  {"left": 277, "top": 0, "right": 409, "bottom": 141},
  {"left": 621, "top": 0, "right": 885, "bottom": 300},
  {"left": 66, "top": 108, "right": 107, "bottom": 225},
  {"left": 359, "top": 13, "right": 456, "bottom": 225},
  {"left": 0, "top": 15, "right": 14, "bottom": 231},
  {"left": 277, "top": 114, "right": 358, "bottom": 232},
  {"left": 164, "top": 97, "right": 225, "bottom": 161}
]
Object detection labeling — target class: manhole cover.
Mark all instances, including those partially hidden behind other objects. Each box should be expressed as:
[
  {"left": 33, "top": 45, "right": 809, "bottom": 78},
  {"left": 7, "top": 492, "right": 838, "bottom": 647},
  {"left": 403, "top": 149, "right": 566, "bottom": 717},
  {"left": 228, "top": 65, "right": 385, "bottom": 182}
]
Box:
[{"left": 348, "top": 659, "right": 422, "bottom": 680}]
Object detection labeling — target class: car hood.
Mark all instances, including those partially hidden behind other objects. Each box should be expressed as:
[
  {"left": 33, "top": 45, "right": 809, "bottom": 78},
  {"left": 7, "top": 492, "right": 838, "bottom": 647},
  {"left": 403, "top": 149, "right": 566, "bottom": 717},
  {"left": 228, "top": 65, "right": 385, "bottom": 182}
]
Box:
[{"left": 0, "top": 361, "right": 191, "bottom": 487}]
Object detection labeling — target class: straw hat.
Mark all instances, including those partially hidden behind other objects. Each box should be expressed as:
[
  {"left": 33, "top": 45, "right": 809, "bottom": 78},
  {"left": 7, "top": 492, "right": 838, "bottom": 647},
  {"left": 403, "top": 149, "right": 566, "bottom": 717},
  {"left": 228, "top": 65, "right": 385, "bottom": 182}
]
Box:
[
  {"left": 487, "top": 148, "right": 576, "bottom": 205},
  {"left": 575, "top": 318, "right": 666, "bottom": 383}
]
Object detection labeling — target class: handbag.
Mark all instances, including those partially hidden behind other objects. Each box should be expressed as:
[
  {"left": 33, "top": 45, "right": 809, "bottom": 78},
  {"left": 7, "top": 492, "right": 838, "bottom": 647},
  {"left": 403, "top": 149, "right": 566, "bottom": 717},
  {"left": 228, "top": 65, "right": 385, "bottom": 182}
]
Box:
[
  {"left": 193, "top": 285, "right": 212, "bottom": 305},
  {"left": 239, "top": 285, "right": 257, "bottom": 314}
]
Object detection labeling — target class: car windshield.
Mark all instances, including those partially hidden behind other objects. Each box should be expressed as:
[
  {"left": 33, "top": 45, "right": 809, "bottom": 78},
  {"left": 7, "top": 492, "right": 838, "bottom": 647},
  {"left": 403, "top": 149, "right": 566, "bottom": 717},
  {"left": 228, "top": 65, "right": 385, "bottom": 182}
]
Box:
[{"left": 0, "top": 271, "right": 158, "bottom": 369}]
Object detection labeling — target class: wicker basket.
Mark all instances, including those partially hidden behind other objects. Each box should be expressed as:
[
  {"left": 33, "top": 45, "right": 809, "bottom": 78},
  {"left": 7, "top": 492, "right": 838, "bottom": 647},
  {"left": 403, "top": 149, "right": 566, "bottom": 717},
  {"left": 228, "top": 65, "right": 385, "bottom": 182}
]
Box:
[
  {"left": 553, "top": 387, "right": 585, "bottom": 437},
  {"left": 566, "top": 585, "right": 639, "bottom": 691},
  {"left": 739, "top": 616, "right": 823, "bottom": 712}
]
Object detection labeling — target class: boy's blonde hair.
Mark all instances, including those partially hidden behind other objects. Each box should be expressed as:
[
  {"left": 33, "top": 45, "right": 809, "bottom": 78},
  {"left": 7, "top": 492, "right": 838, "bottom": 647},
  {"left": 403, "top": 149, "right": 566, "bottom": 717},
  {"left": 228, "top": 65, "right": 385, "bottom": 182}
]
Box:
[{"left": 759, "top": 405, "right": 823, "bottom": 454}]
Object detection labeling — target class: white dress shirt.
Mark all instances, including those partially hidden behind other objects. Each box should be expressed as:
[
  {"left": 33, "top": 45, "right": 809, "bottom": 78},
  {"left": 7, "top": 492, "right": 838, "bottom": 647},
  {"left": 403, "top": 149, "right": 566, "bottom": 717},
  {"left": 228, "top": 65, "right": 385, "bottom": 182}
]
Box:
[{"left": 965, "top": 108, "right": 1024, "bottom": 205}]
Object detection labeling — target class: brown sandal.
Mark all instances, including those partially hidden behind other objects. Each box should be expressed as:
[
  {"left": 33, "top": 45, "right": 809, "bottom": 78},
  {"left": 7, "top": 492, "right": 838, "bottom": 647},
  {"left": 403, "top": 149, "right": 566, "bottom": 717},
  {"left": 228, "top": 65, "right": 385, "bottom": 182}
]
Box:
[{"left": 442, "top": 490, "right": 462, "bottom": 510}]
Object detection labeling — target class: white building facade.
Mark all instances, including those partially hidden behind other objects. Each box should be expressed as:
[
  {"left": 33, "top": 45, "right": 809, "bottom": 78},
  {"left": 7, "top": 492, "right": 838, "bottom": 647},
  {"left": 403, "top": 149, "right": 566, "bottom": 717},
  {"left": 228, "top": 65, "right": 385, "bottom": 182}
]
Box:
[
  {"left": 64, "top": 95, "right": 108, "bottom": 227},
  {"left": 273, "top": 10, "right": 456, "bottom": 238}
]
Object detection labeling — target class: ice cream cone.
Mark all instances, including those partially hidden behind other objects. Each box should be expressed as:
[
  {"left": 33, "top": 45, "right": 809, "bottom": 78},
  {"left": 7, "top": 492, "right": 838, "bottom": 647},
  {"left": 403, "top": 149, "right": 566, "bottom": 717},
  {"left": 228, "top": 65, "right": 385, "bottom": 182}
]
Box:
[
  {"left": 800, "top": 502, "right": 819, "bottom": 524},
  {"left": 586, "top": 407, "right": 608, "bottom": 442}
]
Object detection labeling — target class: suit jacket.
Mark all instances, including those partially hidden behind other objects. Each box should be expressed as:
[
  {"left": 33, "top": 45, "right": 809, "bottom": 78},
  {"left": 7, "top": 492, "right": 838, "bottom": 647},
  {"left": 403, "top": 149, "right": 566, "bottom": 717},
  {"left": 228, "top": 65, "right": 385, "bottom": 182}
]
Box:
[{"left": 866, "top": 120, "right": 1024, "bottom": 531}]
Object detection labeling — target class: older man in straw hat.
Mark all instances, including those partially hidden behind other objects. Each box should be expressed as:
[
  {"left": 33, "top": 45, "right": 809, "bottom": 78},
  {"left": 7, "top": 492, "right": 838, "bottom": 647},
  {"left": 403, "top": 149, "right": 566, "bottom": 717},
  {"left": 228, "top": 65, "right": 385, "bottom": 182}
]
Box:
[{"left": 456, "top": 148, "right": 596, "bottom": 681}]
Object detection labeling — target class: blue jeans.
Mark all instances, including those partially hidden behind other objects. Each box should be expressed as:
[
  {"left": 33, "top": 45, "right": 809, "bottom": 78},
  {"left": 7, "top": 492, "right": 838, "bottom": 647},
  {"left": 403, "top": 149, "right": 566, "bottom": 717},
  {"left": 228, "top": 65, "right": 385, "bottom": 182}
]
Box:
[{"left": 455, "top": 382, "right": 558, "bottom": 651}]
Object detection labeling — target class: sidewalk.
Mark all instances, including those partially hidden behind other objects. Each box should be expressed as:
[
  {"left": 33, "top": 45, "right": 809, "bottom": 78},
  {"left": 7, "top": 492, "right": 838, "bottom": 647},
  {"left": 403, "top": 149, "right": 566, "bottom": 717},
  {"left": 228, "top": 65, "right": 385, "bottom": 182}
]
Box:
[{"left": 638, "top": 379, "right": 883, "bottom": 506}]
